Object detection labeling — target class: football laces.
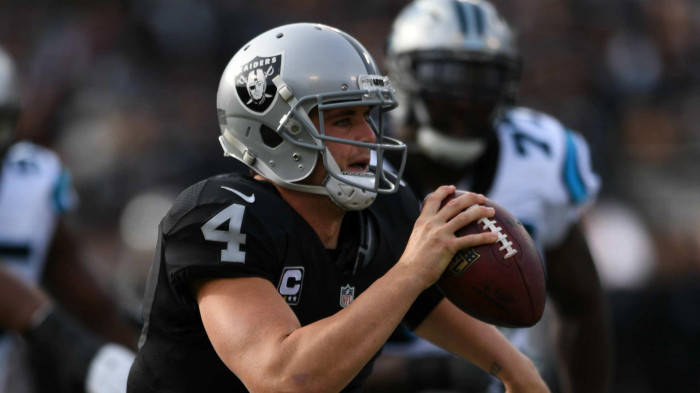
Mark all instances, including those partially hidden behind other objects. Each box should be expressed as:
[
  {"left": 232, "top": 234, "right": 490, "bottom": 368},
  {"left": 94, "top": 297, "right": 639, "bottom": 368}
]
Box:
[{"left": 478, "top": 217, "right": 518, "bottom": 259}]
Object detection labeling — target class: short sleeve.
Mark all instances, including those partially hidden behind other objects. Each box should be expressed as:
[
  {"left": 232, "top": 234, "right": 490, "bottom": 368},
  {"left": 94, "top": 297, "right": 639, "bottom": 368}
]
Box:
[{"left": 162, "top": 202, "right": 280, "bottom": 307}]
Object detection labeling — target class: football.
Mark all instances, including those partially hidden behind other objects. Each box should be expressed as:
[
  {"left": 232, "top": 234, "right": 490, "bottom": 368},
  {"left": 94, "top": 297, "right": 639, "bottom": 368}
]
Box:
[{"left": 438, "top": 191, "right": 546, "bottom": 327}]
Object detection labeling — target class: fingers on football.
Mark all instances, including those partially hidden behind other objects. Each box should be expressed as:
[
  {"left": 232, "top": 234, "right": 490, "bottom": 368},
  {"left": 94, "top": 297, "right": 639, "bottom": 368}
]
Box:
[
  {"left": 421, "top": 185, "right": 456, "bottom": 215},
  {"left": 438, "top": 191, "right": 487, "bottom": 222},
  {"left": 446, "top": 204, "right": 495, "bottom": 234},
  {"left": 451, "top": 205, "right": 499, "bottom": 248},
  {"left": 455, "top": 230, "right": 499, "bottom": 250}
]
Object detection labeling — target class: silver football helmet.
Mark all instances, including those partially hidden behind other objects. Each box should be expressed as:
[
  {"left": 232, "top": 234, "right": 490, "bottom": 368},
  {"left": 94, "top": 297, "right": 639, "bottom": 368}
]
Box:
[
  {"left": 0, "top": 45, "right": 20, "bottom": 151},
  {"left": 387, "top": 0, "right": 520, "bottom": 167},
  {"left": 217, "top": 23, "right": 406, "bottom": 210}
]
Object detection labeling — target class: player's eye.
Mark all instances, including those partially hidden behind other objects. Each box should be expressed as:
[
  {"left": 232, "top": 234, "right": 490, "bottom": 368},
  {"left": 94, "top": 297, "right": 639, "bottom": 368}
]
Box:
[{"left": 333, "top": 117, "right": 352, "bottom": 127}]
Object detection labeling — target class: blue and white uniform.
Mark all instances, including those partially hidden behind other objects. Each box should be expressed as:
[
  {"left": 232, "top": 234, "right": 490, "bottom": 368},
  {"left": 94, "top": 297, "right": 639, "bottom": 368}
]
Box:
[
  {"left": 481, "top": 107, "right": 599, "bottom": 390},
  {"left": 0, "top": 141, "right": 76, "bottom": 390},
  {"left": 381, "top": 106, "right": 600, "bottom": 389},
  {"left": 476, "top": 107, "right": 599, "bottom": 251}
]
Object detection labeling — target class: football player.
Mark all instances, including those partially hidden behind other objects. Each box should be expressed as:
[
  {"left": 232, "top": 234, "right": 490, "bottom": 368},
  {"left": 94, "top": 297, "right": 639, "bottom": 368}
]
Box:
[
  {"left": 376, "top": 1, "right": 612, "bottom": 392},
  {"left": 0, "top": 45, "right": 136, "bottom": 393},
  {"left": 127, "top": 23, "right": 549, "bottom": 393}
]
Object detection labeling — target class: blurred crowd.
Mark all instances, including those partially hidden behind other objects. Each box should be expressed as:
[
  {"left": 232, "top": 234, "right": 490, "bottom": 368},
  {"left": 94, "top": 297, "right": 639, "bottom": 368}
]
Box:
[{"left": 1, "top": 0, "right": 699, "bottom": 391}]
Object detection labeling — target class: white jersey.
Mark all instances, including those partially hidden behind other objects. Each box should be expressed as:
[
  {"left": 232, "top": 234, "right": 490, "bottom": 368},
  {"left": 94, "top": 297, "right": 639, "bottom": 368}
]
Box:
[
  {"left": 460, "top": 106, "right": 600, "bottom": 251},
  {"left": 483, "top": 107, "right": 599, "bottom": 391},
  {"left": 0, "top": 141, "right": 76, "bottom": 281},
  {"left": 0, "top": 141, "right": 76, "bottom": 390},
  {"left": 381, "top": 107, "right": 601, "bottom": 390}
]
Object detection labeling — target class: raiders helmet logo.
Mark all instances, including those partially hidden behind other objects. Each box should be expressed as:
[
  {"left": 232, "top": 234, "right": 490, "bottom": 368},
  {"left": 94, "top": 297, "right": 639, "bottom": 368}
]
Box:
[{"left": 235, "top": 54, "right": 282, "bottom": 113}]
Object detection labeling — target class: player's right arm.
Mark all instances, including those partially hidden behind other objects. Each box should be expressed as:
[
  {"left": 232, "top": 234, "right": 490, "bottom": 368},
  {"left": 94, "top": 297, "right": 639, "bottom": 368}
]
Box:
[{"left": 196, "top": 186, "right": 497, "bottom": 393}]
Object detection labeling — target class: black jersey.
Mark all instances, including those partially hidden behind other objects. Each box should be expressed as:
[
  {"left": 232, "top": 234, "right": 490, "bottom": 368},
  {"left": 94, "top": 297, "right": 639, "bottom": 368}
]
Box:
[{"left": 127, "top": 172, "right": 444, "bottom": 392}]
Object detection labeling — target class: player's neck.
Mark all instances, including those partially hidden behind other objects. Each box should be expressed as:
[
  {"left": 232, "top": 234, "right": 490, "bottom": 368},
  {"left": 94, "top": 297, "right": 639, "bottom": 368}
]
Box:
[
  {"left": 265, "top": 179, "right": 345, "bottom": 249},
  {"left": 296, "top": 197, "right": 345, "bottom": 249}
]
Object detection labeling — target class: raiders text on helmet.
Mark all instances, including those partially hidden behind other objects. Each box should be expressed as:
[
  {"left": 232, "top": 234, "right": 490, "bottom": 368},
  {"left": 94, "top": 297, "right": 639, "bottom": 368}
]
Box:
[
  {"left": 386, "top": 0, "right": 521, "bottom": 167},
  {"left": 217, "top": 23, "right": 406, "bottom": 210}
]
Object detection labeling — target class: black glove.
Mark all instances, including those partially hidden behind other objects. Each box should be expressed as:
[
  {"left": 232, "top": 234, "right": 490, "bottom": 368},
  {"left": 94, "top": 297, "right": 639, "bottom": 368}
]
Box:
[{"left": 23, "top": 307, "right": 100, "bottom": 393}]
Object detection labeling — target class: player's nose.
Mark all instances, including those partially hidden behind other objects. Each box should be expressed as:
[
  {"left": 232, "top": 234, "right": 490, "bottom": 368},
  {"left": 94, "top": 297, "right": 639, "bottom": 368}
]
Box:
[{"left": 358, "top": 117, "right": 376, "bottom": 143}]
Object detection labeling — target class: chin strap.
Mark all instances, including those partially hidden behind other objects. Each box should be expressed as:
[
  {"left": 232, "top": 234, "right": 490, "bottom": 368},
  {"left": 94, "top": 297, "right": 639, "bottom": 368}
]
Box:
[
  {"left": 323, "top": 173, "right": 376, "bottom": 211},
  {"left": 416, "top": 126, "right": 485, "bottom": 167},
  {"left": 322, "top": 151, "right": 377, "bottom": 211}
]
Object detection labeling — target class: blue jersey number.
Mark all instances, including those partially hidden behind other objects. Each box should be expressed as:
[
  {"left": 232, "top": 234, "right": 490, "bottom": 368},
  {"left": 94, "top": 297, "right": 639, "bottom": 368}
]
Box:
[{"left": 511, "top": 131, "right": 551, "bottom": 157}]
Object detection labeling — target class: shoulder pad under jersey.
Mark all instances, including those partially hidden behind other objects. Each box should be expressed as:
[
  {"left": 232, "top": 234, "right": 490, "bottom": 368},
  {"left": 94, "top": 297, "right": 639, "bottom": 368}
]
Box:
[
  {"left": 489, "top": 107, "right": 600, "bottom": 248},
  {"left": 159, "top": 173, "right": 288, "bottom": 296}
]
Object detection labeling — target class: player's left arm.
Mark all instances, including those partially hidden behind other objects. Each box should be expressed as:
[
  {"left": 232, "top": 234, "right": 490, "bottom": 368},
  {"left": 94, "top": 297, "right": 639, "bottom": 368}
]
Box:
[
  {"left": 42, "top": 221, "right": 138, "bottom": 350},
  {"left": 415, "top": 298, "right": 550, "bottom": 393},
  {"left": 545, "top": 124, "right": 611, "bottom": 393},
  {"left": 545, "top": 223, "right": 612, "bottom": 393},
  {"left": 1, "top": 263, "right": 134, "bottom": 393},
  {"left": 0, "top": 265, "right": 50, "bottom": 332}
]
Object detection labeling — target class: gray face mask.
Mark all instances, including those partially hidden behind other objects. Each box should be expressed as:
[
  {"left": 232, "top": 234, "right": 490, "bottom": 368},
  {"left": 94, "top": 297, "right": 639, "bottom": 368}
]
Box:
[{"left": 217, "top": 23, "right": 408, "bottom": 211}]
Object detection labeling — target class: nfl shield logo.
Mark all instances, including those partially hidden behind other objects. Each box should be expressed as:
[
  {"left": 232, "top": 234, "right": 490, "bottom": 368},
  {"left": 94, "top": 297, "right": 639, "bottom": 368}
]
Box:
[{"left": 339, "top": 284, "right": 355, "bottom": 308}]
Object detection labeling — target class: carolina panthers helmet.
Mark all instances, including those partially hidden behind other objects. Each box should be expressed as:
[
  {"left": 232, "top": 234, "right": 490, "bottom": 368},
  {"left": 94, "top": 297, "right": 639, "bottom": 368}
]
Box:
[
  {"left": 217, "top": 23, "right": 406, "bottom": 210},
  {"left": 386, "top": 0, "right": 520, "bottom": 167},
  {"left": 0, "top": 45, "right": 20, "bottom": 151}
]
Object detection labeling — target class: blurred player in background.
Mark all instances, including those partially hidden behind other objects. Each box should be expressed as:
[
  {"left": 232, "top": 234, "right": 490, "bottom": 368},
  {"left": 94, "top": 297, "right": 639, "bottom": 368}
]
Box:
[
  {"left": 368, "top": 1, "right": 612, "bottom": 392},
  {"left": 128, "top": 23, "right": 549, "bottom": 393},
  {"left": 0, "top": 45, "right": 136, "bottom": 393}
]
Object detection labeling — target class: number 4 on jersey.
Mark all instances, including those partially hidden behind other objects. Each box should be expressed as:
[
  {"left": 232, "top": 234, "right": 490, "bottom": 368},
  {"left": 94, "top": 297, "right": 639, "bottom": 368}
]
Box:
[{"left": 201, "top": 204, "right": 247, "bottom": 263}]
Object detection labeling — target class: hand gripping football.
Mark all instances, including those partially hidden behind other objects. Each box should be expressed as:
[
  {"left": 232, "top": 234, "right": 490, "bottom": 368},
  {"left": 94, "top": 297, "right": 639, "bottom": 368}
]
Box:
[{"left": 438, "top": 192, "right": 546, "bottom": 327}]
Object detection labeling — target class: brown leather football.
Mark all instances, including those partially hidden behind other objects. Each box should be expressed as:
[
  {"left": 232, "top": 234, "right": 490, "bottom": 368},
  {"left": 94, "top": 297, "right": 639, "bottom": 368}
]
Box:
[{"left": 438, "top": 191, "right": 546, "bottom": 327}]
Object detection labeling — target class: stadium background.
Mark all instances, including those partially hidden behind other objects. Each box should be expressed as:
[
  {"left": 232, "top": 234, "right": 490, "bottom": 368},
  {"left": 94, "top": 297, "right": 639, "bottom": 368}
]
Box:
[{"left": 1, "top": 0, "right": 699, "bottom": 391}]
